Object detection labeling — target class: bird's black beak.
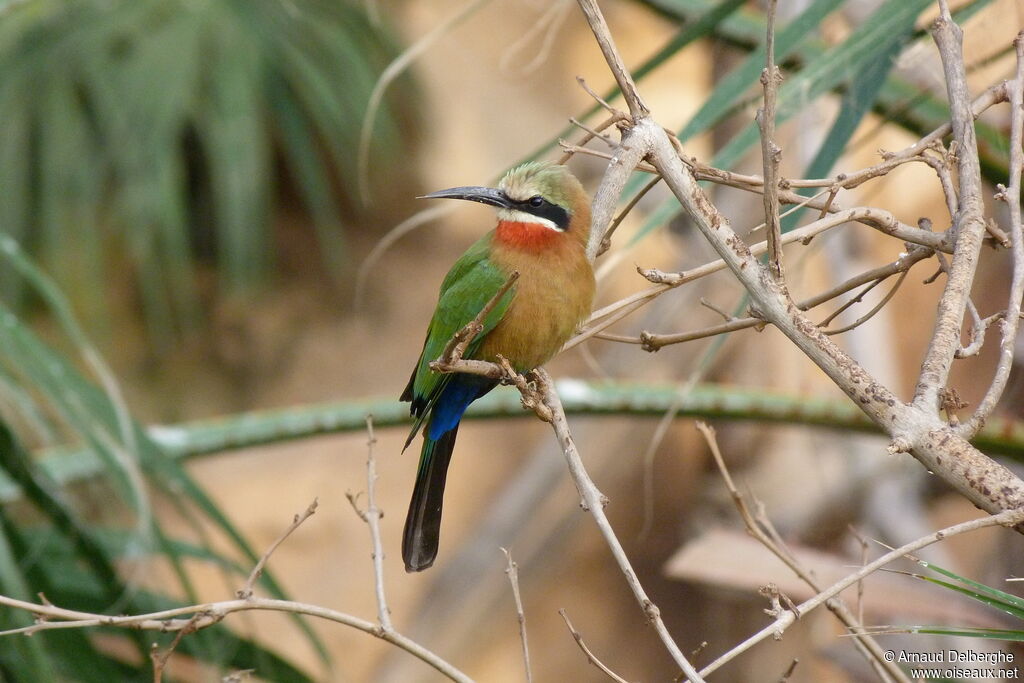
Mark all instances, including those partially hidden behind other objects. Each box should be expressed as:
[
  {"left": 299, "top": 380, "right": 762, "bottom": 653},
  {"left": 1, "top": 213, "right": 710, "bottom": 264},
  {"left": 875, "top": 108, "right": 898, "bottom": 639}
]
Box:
[{"left": 417, "top": 186, "right": 512, "bottom": 209}]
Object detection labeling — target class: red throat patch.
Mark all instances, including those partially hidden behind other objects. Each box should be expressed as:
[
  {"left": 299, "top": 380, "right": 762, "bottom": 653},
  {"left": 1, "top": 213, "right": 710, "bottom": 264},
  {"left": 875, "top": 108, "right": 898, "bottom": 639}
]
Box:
[{"left": 495, "top": 220, "right": 561, "bottom": 251}]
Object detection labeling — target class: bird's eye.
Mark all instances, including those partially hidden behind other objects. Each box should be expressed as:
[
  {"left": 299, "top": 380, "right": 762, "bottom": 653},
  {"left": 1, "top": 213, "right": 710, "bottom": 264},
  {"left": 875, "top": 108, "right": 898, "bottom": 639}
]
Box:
[{"left": 528, "top": 195, "right": 544, "bottom": 208}]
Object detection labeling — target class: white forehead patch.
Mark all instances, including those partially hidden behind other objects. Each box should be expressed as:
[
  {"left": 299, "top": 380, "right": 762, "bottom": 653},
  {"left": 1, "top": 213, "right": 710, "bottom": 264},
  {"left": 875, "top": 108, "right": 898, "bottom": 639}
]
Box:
[{"left": 498, "top": 208, "right": 561, "bottom": 232}]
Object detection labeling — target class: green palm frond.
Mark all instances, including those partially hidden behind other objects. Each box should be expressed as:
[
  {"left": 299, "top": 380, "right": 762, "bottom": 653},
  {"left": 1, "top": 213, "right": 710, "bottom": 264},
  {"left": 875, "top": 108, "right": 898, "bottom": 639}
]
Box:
[
  {"left": 0, "top": 238, "right": 324, "bottom": 679},
  {"left": 0, "top": 0, "right": 409, "bottom": 338}
]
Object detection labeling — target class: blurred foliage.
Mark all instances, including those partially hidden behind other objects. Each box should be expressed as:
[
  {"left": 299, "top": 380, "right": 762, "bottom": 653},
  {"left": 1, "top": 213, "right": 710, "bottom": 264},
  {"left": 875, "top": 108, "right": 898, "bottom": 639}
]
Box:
[
  {"left": 0, "top": 0, "right": 410, "bottom": 341},
  {"left": 0, "top": 234, "right": 323, "bottom": 680}
]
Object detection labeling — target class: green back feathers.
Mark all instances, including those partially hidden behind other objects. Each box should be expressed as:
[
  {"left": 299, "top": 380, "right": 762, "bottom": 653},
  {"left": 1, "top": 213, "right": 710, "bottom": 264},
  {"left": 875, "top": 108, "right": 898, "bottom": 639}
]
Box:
[{"left": 402, "top": 232, "right": 515, "bottom": 441}]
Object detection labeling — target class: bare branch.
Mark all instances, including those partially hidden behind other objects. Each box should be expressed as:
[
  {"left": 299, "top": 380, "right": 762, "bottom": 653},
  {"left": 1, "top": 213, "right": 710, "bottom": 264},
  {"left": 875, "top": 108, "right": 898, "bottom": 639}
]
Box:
[
  {"left": 0, "top": 497, "right": 473, "bottom": 683},
  {"left": 364, "top": 416, "right": 393, "bottom": 631},
  {"left": 0, "top": 594, "right": 474, "bottom": 682},
  {"left": 151, "top": 613, "right": 203, "bottom": 683},
  {"left": 819, "top": 270, "right": 910, "bottom": 336},
  {"left": 597, "top": 174, "right": 662, "bottom": 257},
  {"left": 958, "top": 31, "right": 1024, "bottom": 437},
  {"left": 568, "top": 210, "right": 943, "bottom": 353},
  {"left": 533, "top": 370, "right": 705, "bottom": 682},
  {"left": 616, "top": 248, "right": 931, "bottom": 351},
  {"left": 756, "top": 0, "right": 785, "bottom": 284},
  {"left": 639, "top": 117, "right": 1024, "bottom": 523},
  {"left": 557, "top": 112, "right": 629, "bottom": 165},
  {"left": 574, "top": 0, "right": 648, "bottom": 120}
]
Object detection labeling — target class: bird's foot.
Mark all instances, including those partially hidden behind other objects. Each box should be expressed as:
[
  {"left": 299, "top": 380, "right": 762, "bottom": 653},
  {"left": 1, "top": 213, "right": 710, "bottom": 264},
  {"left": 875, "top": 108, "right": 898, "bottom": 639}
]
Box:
[{"left": 496, "top": 356, "right": 553, "bottom": 422}]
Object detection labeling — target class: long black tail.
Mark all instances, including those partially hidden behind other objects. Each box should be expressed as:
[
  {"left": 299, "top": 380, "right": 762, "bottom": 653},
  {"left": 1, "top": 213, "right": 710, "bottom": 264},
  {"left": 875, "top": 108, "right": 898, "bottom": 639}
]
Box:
[{"left": 402, "top": 424, "right": 460, "bottom": 572}]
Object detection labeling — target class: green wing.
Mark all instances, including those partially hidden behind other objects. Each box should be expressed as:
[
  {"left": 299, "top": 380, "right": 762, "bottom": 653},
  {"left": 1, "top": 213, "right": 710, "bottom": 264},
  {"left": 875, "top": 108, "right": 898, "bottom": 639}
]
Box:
[{"left": 401, "top": 232, "right": 515, "bottom": 437}]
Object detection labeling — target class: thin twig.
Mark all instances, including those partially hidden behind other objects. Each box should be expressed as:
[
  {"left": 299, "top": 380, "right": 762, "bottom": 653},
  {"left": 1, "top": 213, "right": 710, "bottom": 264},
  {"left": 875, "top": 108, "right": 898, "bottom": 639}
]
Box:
[
  {"left": 151, "top": 613, "right": 203, "bottom": 683},
  {"left": 559, "top": 142, "right": 658, "bottom": 173},
  {"left": 956, "top": 298, "right": 987, "bottom": 358},
  {"left": 502, "top": 548, "right": 532, "bottom": 683},
  {"left": 558, "top": 113, "right": 626, "bottom": 165},
  {"left": 777, "top": 659, "right": 799, "bottom": 683},
  {"left": 756, "top": 0, "right": 785, "bottom": 284},
  {"left": 0, "top": 594, "right": 474, "bottom": 682},
  {"left": 574, "top": 1, "right": 648, "bottom": 120},
  {"left": 821, "top": 270, "right": 910, "bottom": 336},
  {"left": 622, "top": 249, "right": 930, "bottom": 351},
  {"left": 568, "top": 210, "right": 941, "bottom": 352},
  {"left": 559, "top": 609, "right": 631, "bottom": 683},
  {"left": 576, "top": 76, "right": 621, "bottom": 118},
  {"left": 597, "top": 174, "right": 662, "bottom": 256},
  {"left": 237, "top": 499, "right": 318, "bottom": 599},
  {"left": 569, "top": 117, "right": 619, "bottom": 147}
]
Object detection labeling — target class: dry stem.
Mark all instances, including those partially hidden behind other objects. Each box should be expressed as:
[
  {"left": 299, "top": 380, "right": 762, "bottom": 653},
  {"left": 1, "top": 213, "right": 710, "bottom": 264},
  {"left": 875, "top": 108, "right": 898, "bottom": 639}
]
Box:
[
  {"left": 502, "top": 548, "right": 532, "bottom": 683},
  {"left": 559, "top": 608, "right": 631, "bottom": 683}
]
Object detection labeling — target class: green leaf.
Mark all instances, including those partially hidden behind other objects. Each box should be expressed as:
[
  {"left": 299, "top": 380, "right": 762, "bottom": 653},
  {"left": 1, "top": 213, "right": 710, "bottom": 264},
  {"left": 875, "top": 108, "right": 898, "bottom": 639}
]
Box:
[
  {"left": 0, "top": 508, "right": 58, "bottom": 682},
  {"left": 712, "top": 0, "right": 933, "bottom": 171},
  {"left": 0, "top": 509, "right": 152, "bottom": 683},
  {"left": 915, "top": 574, "right": 1024, "bottom": 622},
  {"left": 917, "top": 561, "right": 1024, "bottom": 618},
  {"left": 903, "top": 626, "right": 1024, "bottom": 641}
]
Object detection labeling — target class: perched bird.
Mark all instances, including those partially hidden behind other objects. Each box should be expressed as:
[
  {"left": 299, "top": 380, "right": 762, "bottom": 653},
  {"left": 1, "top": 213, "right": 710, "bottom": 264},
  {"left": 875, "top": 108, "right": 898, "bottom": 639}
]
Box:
[{"left": 401, "top": 162, "right": 595, "bottom": 572}]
